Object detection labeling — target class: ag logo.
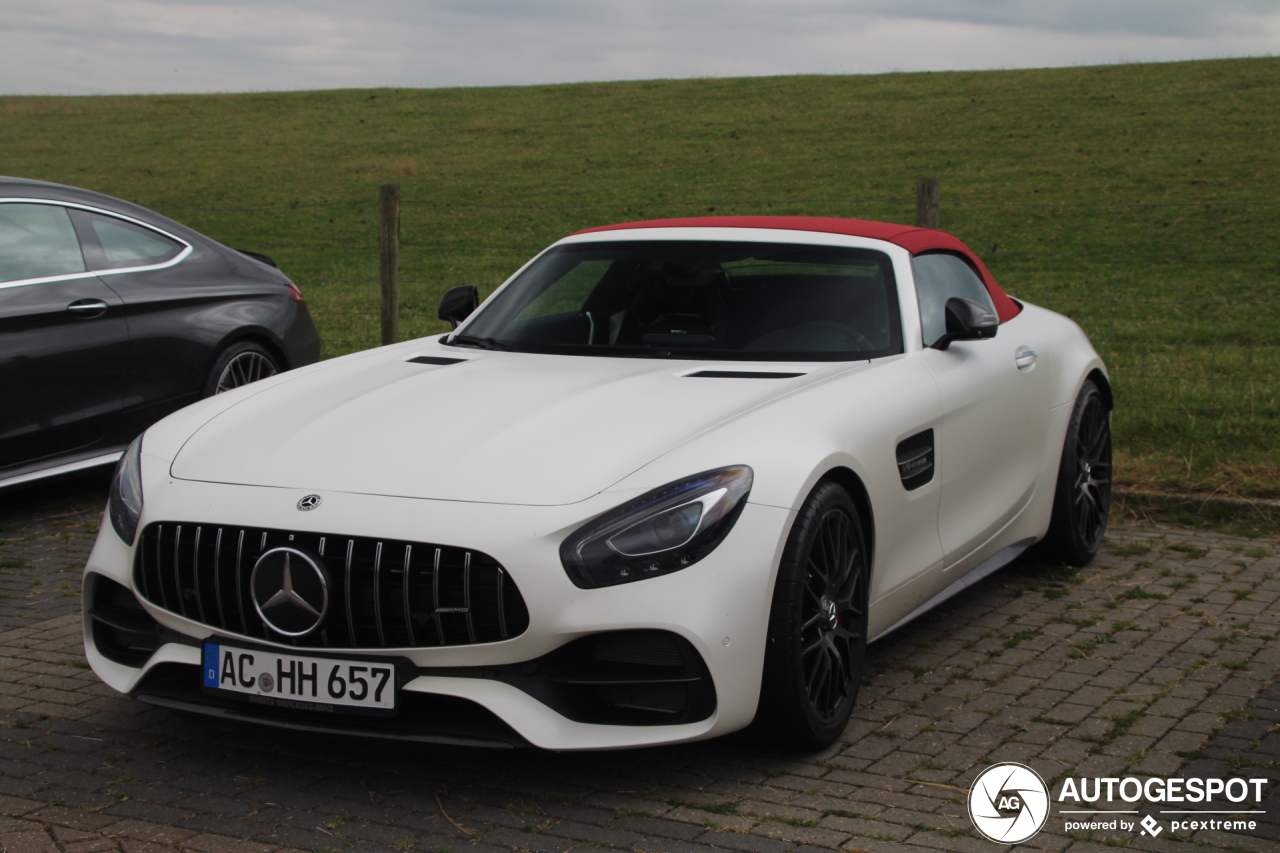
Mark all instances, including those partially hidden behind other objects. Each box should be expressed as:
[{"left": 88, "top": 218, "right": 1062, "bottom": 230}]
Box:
[{"left": 968, "top": 762, "right": 1050, "bottom": 844}]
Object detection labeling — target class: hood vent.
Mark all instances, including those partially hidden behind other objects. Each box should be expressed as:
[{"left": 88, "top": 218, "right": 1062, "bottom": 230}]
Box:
[
  {"left": 407, "top": 356, "right": 467, "bottom": 365},
  {"left": 685, "top": 370, "right": 804, "bottom": 379}
]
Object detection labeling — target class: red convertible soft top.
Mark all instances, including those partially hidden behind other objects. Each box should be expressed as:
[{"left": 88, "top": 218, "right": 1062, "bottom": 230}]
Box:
[{"left": 574, "top": 216, "right": 1021, "bottom": 322}]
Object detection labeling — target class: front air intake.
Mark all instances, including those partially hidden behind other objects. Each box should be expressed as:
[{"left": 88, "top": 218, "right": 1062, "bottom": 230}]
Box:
[
  {"left": 416, "top": 629, "right": 717, "bottom": 726},
  {"left": 89, "top": 574, "right": 162, "bottom": 667},
  {"left": 132, "top": 523, "right": 529, "bottom": 649}
]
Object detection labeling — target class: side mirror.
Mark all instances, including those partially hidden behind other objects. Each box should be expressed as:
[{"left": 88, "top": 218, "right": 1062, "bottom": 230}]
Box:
[
  {"left": 931, "top": 297, "right": 998, "bottom": 351},
  {"left": 438, "top": 285, "right": 479, "bottom": 330}
]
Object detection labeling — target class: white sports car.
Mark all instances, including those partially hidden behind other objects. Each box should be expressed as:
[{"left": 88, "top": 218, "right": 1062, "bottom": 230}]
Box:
[{"left": 83, "top": 216, "right": 1111, "bottom": 751}]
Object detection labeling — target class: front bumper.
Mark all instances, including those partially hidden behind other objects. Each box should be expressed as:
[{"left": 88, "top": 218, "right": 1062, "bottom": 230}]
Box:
[{"left": 83, "top": 477, "right": 794, "bottom": 750}]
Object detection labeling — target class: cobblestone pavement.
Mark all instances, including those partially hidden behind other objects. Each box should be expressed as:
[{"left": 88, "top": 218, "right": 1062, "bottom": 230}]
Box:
[
  {"left": 1, "top": 475, "right": 1279, "bottom": 853},
  {"left": 0, "top": 472, "right": 105, "bottom": 632}
]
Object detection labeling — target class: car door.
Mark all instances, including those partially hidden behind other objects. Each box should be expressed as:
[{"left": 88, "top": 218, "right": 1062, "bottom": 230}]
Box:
[
  {"left": 66, "top": 207, "right": 202, "bottom": 435},
  {"left": 913, "top": 252, "right": 1053, "bottom": 567},
  {"left": 0, "top": 202, "right": 130, "bottom": 471}
]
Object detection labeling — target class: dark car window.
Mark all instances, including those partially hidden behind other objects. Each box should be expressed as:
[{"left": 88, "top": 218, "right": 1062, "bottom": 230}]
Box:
[
  {"left": 0, "top": 203, "right": 87, "bottom": 283},
  {"left": 69, "top": 209, "right": 184, "bottom": 271},
  {"left": 911, "top": 252, "right": 997, "bottom": 347},
  {"left": 456, "top": 240, "right": 902, "bottom": 362}
]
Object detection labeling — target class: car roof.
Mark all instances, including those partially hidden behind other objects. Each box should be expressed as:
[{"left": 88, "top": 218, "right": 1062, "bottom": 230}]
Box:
[
  {"left": 0, "top": 175, "right": 209, "bottom": 249},
  {"left": 572, "top": 215, "right": 1021, "bottom": 322},
  {"left": 0, "top": 176, "right": 287, "bottom": 280},
  {"left": 0, "top": 175, "right": 119, "bottom": 204},
  {"left": 577, "top": 215, "right": 926, "bottom": 247}
]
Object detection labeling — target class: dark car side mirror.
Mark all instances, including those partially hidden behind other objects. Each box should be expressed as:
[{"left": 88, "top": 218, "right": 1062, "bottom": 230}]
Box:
[
  {"left": 438, "top": 285, "right": 479, "bottom": 330},
  {"left": 931, "top": 297, "right": 999, "bottom": 351}
]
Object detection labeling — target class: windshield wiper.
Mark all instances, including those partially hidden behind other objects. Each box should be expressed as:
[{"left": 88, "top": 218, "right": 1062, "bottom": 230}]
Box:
[{"left": 448, "top": 334, "right": 514, "bottom": 351}]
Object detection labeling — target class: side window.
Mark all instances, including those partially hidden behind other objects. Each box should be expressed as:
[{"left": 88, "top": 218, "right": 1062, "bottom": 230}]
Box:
[
  {"left": 69, "top": 209, "right": 183, "bottom": 271},
  {"left": 0, "top": 203, "right": 86, "bottom": 283},
  {"left": 911, "top": 253, "right": 996, "bottom": 347}
]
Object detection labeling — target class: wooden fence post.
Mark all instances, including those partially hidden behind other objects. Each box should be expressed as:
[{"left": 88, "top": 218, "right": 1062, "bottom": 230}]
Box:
[
  {"left": 915, "top": 178, "right": 940, "bottom": 229},
  {"left": 379, "top": 183, "right": 400, "bottom": 346}
]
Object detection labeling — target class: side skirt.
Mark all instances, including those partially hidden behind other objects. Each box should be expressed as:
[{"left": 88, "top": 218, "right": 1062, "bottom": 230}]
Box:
[
  {"left": 0, "top": 451, "right": 123, "bottom": 490},
  {"left": 870, "top": 537, "right": 1037, "bottom": 643}
]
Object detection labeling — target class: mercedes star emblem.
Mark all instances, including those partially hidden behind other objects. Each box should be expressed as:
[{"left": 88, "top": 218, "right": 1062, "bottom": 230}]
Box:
[
  {"left": 297, "top": 494, "right": 322, "bottom": 511},
  {"left": 250, "top": 547, "right": 329, "bottom": 637}
]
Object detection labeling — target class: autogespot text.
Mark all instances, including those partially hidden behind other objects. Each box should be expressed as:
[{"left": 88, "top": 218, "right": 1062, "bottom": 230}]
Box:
[{"left": 1058, "top": 776, "right": 1268, "bottom": 803}]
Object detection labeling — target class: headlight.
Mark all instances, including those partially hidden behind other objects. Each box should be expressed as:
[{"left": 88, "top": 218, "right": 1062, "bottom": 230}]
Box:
[
  {"left": 109, "top": 435, "right": 144, "bottom": 545},
  {"left": 560, "top": 466, "right": 753, "bottom": 588}
]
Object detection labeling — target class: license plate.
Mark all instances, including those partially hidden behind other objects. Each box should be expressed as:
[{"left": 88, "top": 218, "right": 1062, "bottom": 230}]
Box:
[{"left": 202, "top": 643, "right": 395, "bottom": 711}]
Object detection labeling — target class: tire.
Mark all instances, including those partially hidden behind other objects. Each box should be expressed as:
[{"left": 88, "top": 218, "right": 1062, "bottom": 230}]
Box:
[
  {"left": 754, "top": 481, "right": 869, "bottom": 750},
  {"left": 1042, "top": 379, "right": 1112, "bottom": 566},
  {"left": 203, "top": 341, "right": 280, "bottom": 397}
]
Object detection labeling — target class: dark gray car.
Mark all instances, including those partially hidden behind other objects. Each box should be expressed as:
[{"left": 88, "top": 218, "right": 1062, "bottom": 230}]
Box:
[{"left": 0, "top": 177, "right": 321, "bottom": 488}]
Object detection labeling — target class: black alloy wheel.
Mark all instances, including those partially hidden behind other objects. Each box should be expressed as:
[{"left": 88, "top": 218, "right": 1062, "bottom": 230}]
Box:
[
  {"left": 755, "top": 481, "right": 869, "bottom": 750},
  {"left": 204, "top": 341, "right": 280, "bottom": 397},
  {"left": 801, "top": 506, "right": 865, "bottom": 722},
  {"left": 1044, "top": 379, "right": 1112, "bottom": 566}
]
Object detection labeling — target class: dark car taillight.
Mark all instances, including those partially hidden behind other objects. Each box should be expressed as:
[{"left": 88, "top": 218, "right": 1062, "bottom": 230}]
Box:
[{"left": 286, "top": 282, "right": 305, "bottom": 305}]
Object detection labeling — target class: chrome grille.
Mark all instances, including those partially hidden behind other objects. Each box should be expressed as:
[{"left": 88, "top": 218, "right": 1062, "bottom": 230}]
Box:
[{"left": 133, "top": 523, "right": 529, "bottom": 648}]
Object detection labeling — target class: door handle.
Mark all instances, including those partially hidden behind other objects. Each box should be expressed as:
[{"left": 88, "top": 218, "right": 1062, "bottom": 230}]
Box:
[
  {"left": 66, "top": 299, "right": 109, "bottom": 319},
  {"left": 1015, "top": 347, "right": 1038, "bottom": 370}
]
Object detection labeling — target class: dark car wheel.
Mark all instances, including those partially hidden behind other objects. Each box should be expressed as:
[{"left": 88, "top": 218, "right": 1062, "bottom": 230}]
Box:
[
  {"left": 1043, "top": 379, "right": 1112, "bottom": 566},
  {"left": 755, "top": 481, "right": 869, "bottom": 750},
  {"left": 204, "top": 341, "right": 280, "bottom": 397}
]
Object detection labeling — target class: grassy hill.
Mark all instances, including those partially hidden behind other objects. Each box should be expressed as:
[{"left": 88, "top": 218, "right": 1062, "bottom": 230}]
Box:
[{"left": 2, "top": 57, "right": 1277, "bottom": 501}]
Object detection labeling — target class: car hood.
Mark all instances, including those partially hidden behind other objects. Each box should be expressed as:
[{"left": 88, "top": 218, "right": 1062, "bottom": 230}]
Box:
[{"left": 169, "top": 346, "right": 846, "bottom": 505}]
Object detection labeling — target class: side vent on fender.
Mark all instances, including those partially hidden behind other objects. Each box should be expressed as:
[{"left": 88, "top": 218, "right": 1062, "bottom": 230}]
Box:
[{"left": 896, "top": 429, "right": 935, "bottom": 491}]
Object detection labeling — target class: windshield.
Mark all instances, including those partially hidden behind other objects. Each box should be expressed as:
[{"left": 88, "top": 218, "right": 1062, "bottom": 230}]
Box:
[{"left": 451, "top": 240, "right": 902, "bottom": 361}]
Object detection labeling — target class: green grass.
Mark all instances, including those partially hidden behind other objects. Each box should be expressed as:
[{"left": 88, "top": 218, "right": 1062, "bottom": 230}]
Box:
[
  {"left": 1003, "top": 631, "right": 1037, "bottom": 648},
  {"left": 1115, "top": 587, "right": 1169, "bottom": 603},
  {"left": 1, "top": 57, "right": 1277, "bottom": 497},
  {"left": 1114, "top": 492, "right": 1280, "bottom": 537},
  {"left": 1109, "top": 541, "right": 1152, "bottom": 558}
]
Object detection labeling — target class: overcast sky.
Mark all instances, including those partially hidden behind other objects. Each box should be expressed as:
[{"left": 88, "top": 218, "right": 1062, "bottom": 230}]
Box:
[{"left": 2, "top": 0, "right": 1277, "bottom": 95}]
